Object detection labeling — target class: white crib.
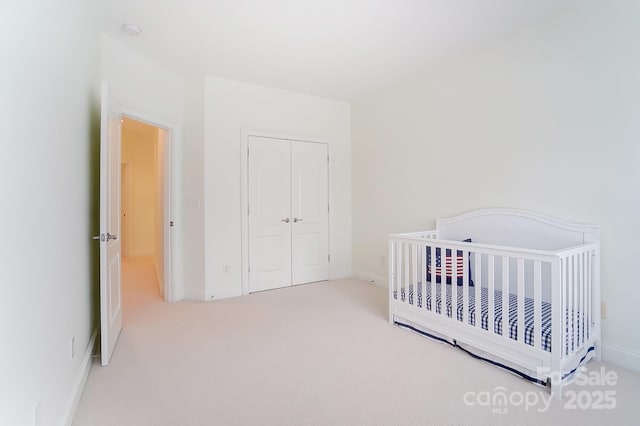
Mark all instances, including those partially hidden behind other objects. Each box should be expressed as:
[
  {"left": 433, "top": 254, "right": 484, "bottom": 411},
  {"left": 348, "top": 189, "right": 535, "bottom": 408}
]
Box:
[{"left": 388, "top": 209, "right": 600, "bottom": 398}]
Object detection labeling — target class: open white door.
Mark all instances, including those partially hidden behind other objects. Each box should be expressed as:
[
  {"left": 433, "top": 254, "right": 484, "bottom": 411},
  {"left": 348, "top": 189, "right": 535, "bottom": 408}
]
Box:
[{"left": 98, "top": 82, "right": 123, "bottom": 366}]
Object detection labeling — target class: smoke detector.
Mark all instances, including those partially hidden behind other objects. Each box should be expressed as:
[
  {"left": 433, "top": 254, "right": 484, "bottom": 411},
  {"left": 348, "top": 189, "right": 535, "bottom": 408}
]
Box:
[{"left": 121, "top": 24, "right": 142, "bottom": 36}]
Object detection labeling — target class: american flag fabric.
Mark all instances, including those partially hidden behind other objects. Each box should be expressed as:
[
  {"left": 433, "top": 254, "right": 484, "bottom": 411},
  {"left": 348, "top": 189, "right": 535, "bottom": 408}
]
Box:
[{"left": 427, "top": 247, "right": 464, "bottom": 284}]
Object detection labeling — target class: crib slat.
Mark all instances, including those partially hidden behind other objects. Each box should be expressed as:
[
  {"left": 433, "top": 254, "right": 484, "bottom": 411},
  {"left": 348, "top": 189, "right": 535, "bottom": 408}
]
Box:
[
  {"left": 463, "top": 250, "right": 469, "bottom": 325},
  {"left": 404, "top": 243, "right": 408, "bottom": 300},
  {"left": 407, "top": 243, "right": 412, "bottom": 305},
  {"left": 397, "top": 243, "right": 404, "bottom": 302},
  {"left": 579, "top": 252, "right": 584, "bottom": 347},
  {"left": 533, "top": 261, "right": 542, "bottom": 350},
  {"left": 587, "top": 250, "right": 592, "bottom": 340},
  {"left": 391, "top": 241, "right": 396, "bottom": 294},
  {"left": 488, "top": 255, "right": 495, "bottom": 335},
  {"left": 395, "top": 242, "right": 400, "bottom": 300},
  {"left": 412, "top": 243, "right": 418, "bottom": 306},
  {"left": 566, "top": 256, "right": 572, "bottom": 356},
  {"left": 430, "top": 244, "right": 437, "bottom": 314},
  {"left": 422, "top": 242, "right": 427, "bottom": 311},
  {"left": 502, "top": 257, "right": 509, "bottom": 337},
  {"left": 585, "top": 251, "right": 590, "bottom": 344},
  {"left": 399, "top": 243, "right": 407, "bottom": 302},
  {"left": 571, "top": 254, "right": 577, "bottom": 353},
  {"left": 408, "top": 243, "right": 412, "bottom": 302},
  {"left": 517, "top": 258, "right": 525, "bottom": 344},
  {"left": 474, "top": 253, "right": 481, "bottom": 329},
  {"left": 404, "top": 243, "right": 409, "bottom": 303},
  {"left": 580, "top": 252, "right": 590, "bottom": 345},
  {"left": 452, "top": 248, "right": 458, "bottom": 322},
  {"left": 393, "top": 243, "right": 397, "bottom": 299},
  {"left": 583, "top": 251, "right": 588, "bottom": 345},
  {"left": 561, "top": 258, "right": 567, "bottom": 357},
  {"left": 576, "top": 253, "right": 581, "bottom": 347}
]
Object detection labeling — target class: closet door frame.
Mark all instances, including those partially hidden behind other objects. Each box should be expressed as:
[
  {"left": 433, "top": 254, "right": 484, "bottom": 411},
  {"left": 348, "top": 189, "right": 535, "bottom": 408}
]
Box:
[{"left": 240, "top": 130, "right": 331, "bottom": 296}]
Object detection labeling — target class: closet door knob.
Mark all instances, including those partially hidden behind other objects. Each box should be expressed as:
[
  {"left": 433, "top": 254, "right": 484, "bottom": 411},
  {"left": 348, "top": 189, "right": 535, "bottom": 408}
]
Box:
[
  {"left": 281, "top": 218, "right": 290, "bottom": 223},
  {"left": 293, "top": 218, "right": 303, "bottom": 223}
]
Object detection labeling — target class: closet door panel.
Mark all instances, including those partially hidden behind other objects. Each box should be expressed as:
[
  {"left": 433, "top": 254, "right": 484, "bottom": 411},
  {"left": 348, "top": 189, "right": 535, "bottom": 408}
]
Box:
[
  {"left": 248, "top": 136, "right": 292, "bottom": 292},
  {"left": 291, "top": 141, "right": 329, "bottom": 285}
]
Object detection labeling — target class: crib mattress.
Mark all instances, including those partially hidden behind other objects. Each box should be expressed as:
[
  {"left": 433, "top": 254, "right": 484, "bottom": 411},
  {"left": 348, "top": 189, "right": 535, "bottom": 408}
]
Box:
[{"left": 394, "top": 284, "right": 570, "bottom": 352}]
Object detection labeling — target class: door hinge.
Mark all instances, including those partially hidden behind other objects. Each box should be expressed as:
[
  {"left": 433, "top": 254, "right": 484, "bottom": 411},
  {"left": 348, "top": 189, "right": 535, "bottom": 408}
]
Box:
[{"left": 170, "top": 221, "right": 174, "bottom": 227}]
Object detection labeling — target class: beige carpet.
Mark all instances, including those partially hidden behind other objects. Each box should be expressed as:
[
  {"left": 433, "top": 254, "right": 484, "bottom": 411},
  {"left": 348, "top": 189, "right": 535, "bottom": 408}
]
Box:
[{"left": 74, "top": 258, "right": 640, "bottom": 425}]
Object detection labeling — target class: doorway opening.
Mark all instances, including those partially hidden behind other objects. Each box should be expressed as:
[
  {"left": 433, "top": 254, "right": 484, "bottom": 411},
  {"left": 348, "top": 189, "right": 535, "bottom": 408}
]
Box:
[{"left": 120, "top": 116, "right": 172, "bottom": 304}]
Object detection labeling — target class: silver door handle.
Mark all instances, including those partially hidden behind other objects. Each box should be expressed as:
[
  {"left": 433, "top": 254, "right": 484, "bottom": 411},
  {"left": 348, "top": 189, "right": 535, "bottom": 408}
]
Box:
[
  {"left": 293, "top": 218, "right": 303, "bottom": 223},
  {"left": 92, "top": 233, "right": 118, "bottom": 242},
  {"left": 281, "top": 218, "right": 290, "bottom": 223}
]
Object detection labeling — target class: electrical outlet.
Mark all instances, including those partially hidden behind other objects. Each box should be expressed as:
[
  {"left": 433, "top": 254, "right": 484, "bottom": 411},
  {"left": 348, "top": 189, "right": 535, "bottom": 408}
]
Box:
[
  {"left": 601, "top": 302, "right": 608, "bottom": 319},
  {"left": 71, "top": 337, "right": 75, "bottom": 359}
]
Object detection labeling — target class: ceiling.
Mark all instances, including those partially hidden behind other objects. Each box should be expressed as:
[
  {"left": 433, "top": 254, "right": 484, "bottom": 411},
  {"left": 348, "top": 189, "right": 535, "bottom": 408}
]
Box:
[{"left": 99, "top": 0, "right": 575, "bottom": 101}]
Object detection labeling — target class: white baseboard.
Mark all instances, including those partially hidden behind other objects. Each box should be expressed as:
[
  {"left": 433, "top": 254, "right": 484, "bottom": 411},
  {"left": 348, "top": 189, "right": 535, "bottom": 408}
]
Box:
[
  {"left": 353, "top": 269, "right": 388, "bottom": 288},
  {"left": 602, "top": 343, "right": 640, "bottom": 373},
  {"left": 183, "top": 287, "right": 205, "bottom": 301},
  {"left": 329, "top": 266, "right": 353, "bottom": 281},
  {"left": 62, "top": 329, "right": 97, "bottom": 426}
]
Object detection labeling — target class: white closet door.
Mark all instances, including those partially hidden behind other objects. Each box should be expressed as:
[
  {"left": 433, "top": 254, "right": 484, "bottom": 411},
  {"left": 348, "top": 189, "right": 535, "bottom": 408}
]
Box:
[
  {"left": 291, "top": 141, "right": 329, "bottom": 285},
  {"left": 248, "top": 136, "right": 292, "bottom": 292}
]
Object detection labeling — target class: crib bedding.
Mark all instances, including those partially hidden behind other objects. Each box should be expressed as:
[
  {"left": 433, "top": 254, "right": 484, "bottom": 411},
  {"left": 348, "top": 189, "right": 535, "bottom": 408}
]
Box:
[{"left": 393, "top": 284, "right": 581, "bottom": 353}]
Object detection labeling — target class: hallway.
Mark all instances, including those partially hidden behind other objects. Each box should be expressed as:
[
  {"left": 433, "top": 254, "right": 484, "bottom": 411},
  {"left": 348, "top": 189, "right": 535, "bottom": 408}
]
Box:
[{"left": 120, "top": 257, "right": 163, "bottom": 323}]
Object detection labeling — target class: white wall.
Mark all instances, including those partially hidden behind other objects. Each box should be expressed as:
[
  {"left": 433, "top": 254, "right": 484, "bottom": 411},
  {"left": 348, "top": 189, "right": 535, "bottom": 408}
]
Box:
[
  {"left": 204, "top": 76, "right": 352, "bottom": 300},
  {"left": 100, "top": 33, "right": 187, "bottom": 300},
  {"left": 121, "top": 120, "right": 157, "bottom": 257},
  {"left": 181, "top": 75, "right": 206, "bottom": 300},
  {"left": 352, "top": 0, "right": 640, "bottom": 371},
  {"left": 0, "top": 0, "right": 99, "bottom": 424}
]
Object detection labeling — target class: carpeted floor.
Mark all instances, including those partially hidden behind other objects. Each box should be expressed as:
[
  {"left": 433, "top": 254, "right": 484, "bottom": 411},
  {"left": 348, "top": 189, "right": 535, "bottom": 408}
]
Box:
[{"left": 73, "top": 258, "right": 640, "bottom": 425}]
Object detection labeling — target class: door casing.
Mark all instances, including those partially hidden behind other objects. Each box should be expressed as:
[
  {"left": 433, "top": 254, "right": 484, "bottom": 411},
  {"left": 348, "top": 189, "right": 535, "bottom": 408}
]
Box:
[{"left": 120, "top": 162, "right": 132, "bottom": 258}]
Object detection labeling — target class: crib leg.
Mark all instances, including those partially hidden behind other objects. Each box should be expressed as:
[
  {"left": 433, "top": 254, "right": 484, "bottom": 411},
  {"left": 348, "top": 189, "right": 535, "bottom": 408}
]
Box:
[
  {"left": 595, "top": 341, "right": 602, "bottom": 361},
  {"left": 550, "top": 381, "right": 563, "bottom": 400}
]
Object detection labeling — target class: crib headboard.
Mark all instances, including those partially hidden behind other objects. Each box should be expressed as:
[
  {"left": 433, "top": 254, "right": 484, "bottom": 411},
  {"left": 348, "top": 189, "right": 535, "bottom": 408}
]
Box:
[{"left": 436, "top": 209, "right": 599, "bottom": 251}]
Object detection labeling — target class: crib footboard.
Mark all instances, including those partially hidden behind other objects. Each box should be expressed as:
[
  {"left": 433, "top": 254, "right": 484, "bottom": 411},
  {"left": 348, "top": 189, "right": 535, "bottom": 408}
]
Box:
[{"left": 388, "top": 233, "right": 600, "bottom": 397}]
